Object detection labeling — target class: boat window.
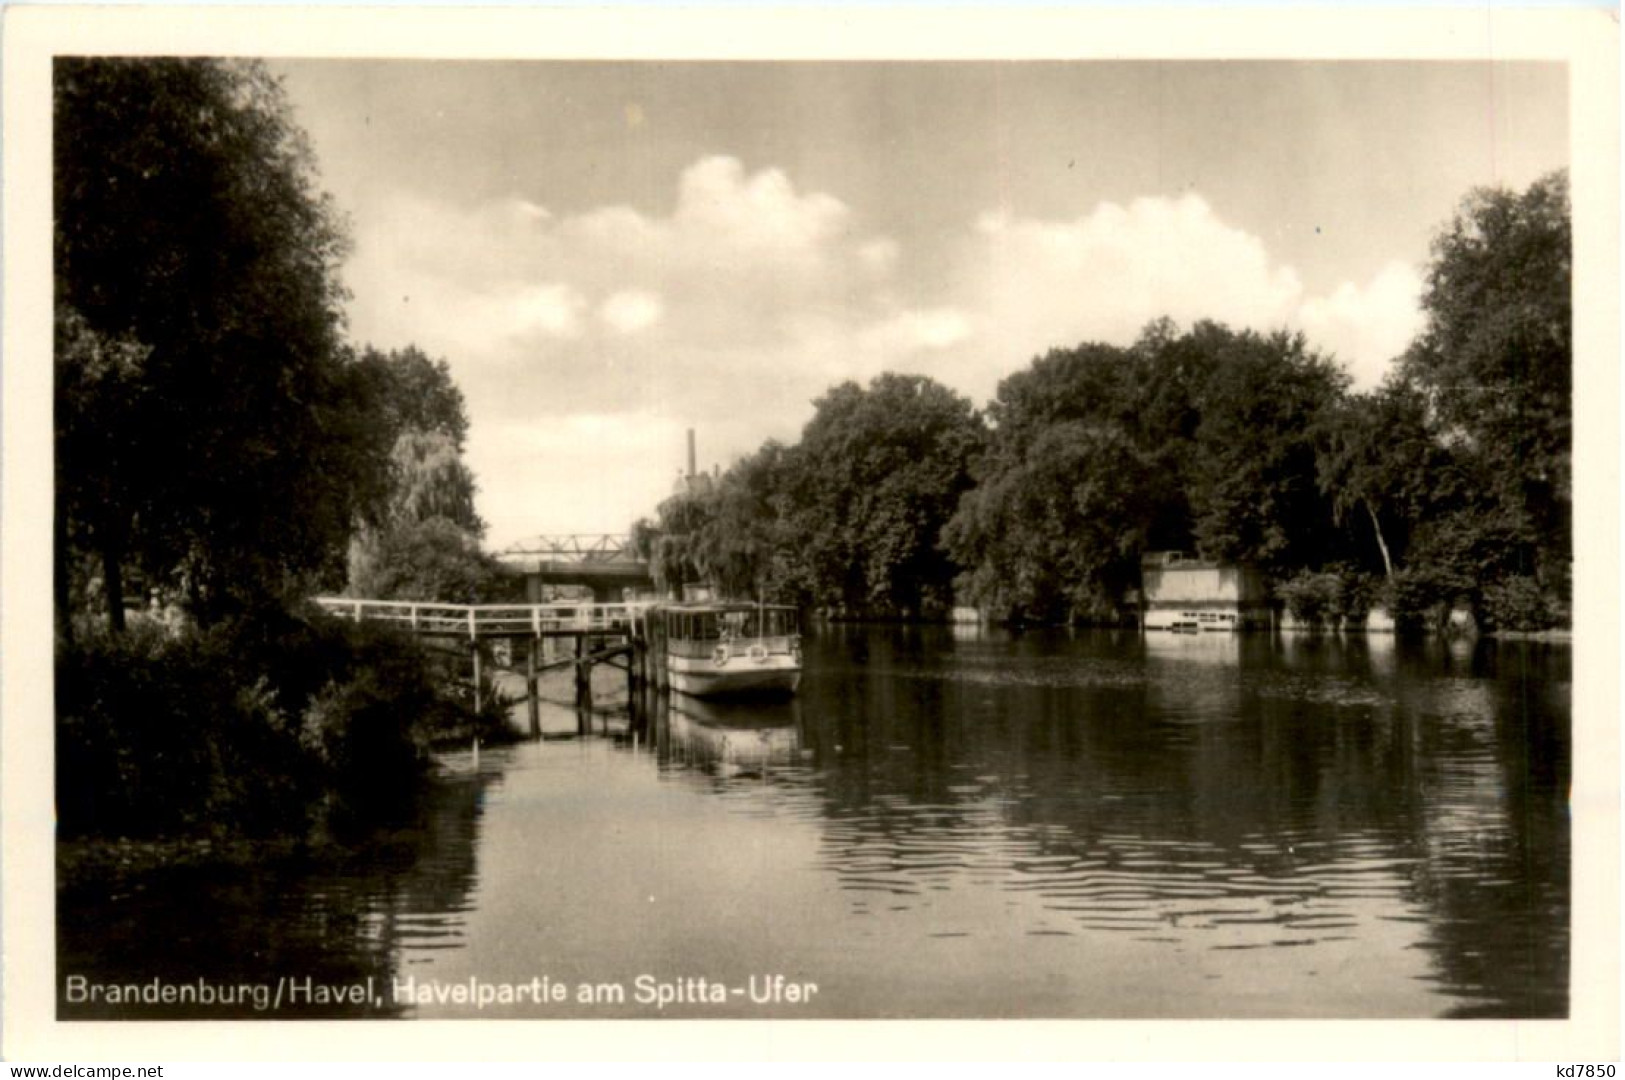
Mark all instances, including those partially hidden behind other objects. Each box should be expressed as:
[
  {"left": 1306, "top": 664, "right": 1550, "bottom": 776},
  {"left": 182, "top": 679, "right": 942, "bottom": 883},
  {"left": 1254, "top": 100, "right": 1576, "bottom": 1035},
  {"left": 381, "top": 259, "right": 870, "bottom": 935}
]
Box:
[
  {"left": 667, "top": 607, "right": 804, "bottom": 640},
  {"left": 730, "top": 607, "right": 799, "bottom": 637}
]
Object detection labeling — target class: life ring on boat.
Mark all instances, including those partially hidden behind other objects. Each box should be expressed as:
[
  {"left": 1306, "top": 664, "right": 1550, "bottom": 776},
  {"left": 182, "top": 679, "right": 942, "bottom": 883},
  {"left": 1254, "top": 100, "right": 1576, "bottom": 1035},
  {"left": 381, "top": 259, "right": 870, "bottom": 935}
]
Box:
[
  {"left": 712, "top": 644, "right": 730, "bottom": 666},
  {"left": 748, "top": 643, "right": 768, "bottom": 663}
]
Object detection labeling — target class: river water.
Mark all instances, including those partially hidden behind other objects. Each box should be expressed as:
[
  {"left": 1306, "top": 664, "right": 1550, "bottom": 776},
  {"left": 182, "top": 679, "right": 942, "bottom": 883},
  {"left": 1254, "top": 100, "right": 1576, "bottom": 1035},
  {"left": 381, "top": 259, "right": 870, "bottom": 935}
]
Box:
[{"left": 59, "top": 626, "right": 1570, "bottom": 1020}]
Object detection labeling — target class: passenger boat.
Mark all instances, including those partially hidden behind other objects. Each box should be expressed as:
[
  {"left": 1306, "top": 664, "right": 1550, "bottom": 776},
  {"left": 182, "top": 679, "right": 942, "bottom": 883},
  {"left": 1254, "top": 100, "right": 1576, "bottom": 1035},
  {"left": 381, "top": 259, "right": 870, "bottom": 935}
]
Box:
[{"left": 652, "top": 601, "right": 802, "bottom": 698}]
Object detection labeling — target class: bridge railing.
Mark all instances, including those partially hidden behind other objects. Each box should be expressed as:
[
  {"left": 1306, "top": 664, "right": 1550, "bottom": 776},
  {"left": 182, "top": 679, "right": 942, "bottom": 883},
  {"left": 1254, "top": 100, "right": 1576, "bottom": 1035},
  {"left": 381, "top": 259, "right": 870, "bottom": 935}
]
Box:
[{"left": 313, "top": 597, "right": 650, "bottom": 640}]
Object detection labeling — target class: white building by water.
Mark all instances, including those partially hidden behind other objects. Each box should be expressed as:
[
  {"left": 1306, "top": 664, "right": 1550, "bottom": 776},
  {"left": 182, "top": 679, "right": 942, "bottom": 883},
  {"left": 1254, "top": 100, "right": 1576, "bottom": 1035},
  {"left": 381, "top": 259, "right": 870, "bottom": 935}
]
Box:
[{"left": 1139, "top": 551, "right": 1272, "bottom": 631}]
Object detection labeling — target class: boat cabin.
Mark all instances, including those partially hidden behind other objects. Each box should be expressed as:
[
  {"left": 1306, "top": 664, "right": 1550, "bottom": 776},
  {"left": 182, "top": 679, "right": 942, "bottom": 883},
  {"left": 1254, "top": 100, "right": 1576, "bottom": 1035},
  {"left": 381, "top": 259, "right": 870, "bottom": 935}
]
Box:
[{"left": 655, "top": 602, "right": 803, "bottom": 697}]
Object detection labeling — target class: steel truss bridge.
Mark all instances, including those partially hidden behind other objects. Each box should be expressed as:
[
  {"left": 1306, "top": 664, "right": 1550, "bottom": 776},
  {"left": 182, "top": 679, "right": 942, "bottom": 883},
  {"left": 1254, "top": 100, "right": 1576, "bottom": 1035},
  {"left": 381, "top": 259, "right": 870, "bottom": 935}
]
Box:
[{"left": 495, "top": 534, "right": 653, "bottom": 599}]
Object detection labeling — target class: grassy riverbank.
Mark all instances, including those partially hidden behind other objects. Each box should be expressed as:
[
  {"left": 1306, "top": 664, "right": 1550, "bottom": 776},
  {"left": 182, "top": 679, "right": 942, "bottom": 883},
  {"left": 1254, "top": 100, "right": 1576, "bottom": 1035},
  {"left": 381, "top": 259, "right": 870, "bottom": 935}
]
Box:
[{"left": 56, "top": 605, "right": 514, "bottom": 845}]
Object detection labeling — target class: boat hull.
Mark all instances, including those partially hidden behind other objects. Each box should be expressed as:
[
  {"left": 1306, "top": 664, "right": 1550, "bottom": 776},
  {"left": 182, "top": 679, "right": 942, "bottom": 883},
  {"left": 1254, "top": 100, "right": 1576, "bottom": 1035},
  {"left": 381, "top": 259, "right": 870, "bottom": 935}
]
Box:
[{"left": 667, "top": 654, "right": 802, "bottom": 698}]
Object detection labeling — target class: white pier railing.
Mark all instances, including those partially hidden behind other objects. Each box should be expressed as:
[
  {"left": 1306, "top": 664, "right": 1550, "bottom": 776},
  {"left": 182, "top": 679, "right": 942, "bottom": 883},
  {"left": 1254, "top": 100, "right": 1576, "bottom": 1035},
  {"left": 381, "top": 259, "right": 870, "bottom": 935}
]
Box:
[{"left": 313, "top": 597, "right": 650, "bottom": 640}]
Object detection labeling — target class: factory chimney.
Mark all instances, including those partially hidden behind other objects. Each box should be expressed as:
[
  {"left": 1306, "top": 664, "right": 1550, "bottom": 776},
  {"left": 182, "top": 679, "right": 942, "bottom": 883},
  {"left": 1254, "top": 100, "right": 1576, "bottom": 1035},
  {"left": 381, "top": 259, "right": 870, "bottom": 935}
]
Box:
[{"left": 686, "top": 428, "right": 697, "bottom": 480}]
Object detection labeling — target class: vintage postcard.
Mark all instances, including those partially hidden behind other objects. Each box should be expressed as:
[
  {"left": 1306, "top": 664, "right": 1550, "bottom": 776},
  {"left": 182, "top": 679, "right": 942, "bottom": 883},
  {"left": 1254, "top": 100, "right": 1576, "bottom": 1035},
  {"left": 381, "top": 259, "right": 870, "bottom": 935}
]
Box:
[{"left": 3, "top": 4, "right": 1618, "bottom": 1064}]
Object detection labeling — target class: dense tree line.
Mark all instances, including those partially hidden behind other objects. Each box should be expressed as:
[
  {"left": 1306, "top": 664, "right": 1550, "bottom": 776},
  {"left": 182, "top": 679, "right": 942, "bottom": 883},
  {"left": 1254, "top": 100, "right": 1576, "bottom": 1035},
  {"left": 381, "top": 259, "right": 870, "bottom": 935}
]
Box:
[
  {"left": 642, "top": 171, "right": 1571, "bottom": 633},
  {"left": 947, "top": 322, "right": 1350, "bottom": 623}
]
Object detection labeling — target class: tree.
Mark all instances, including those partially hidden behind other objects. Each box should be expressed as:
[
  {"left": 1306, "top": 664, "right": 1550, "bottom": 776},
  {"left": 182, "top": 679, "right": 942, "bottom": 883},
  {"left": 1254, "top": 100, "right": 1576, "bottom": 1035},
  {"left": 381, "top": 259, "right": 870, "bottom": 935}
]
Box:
[
  {"left": 352, "top": 345, "right": 472, "bottom": 454},
  {"left": 1183, "top": 325, "right": 1347, "bottom": 575},
  {"left": 947, "top": 322, "right": 1344, "bottom": 623},
  {"left": 787, "top": 375, "right": 985, "bottom": 616},
  {"left": 54, "top": 309, "right": 150, "bottom": 638},
  {"left": 1314, "top": 377, "right": 1455, "bottom": 580},
  {"left": 1399, "top": 170, "right": 1571, "bottom": 602},
  {"left": 945, "top": 338, "right": 1174, "bottom": 622},
  {"left": 642, "top": 375, "right": 984, "bottom": 615},
  {"left": 697, "top": 442, "right": 801, "bottom": 601},
  {"left": 343, "top": 346, "right": 498, "bottom": 602},
  {"left": 946, "top": 420, "right": 1156, "bottom": 622},
  {"left": 636, "top": 474, "right": 713, "bottom": 598},
  {"left": 346, "top": 517, "right": 503, "bottom": 604},
  {"left": 55, "top": 58, "right": 381, "bottom": 627},
  {"left": 636, "top": 442, "right": 803, "bottom": 603}
]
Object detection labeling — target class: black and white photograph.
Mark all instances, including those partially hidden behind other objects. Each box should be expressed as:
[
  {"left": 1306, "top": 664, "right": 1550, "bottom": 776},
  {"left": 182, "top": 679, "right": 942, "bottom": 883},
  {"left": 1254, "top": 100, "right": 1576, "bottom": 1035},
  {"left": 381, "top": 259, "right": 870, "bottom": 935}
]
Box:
[{"left": 3, "top": 5, "right": 1618, "bottom": 1064}]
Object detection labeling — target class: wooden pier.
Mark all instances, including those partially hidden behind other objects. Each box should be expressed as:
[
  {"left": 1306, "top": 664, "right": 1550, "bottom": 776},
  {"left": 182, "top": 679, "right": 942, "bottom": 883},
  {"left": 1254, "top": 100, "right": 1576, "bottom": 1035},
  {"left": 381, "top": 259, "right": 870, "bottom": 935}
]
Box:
[{"left": 313, "top": 597, "right": 658, "bottom": 736}]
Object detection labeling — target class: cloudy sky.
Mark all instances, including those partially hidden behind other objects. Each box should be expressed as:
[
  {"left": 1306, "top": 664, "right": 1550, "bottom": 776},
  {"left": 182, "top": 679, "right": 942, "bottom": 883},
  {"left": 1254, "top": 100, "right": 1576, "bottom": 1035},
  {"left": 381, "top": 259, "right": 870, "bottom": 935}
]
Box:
[{"left": 270, "top": 61, "right": 1567, "bottom": 548}]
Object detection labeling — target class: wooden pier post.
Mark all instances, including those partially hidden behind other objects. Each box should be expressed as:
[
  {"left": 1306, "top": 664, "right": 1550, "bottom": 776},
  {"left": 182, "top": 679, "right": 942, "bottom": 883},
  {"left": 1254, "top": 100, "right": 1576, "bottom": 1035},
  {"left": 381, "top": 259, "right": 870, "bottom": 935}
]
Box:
[
  {"left": 635, "top": 609, "right": 650, "bottom": 689},
  {"left": 574, "top": 633, "right": 592, "bottom": 708},
  {"left": 526, "top": 635, "right": 541, "bottom": 738},
  {"left": 648, "top": 613, "right": 667, "bottom": 691},
  {"left": 626, "top": 631, "right": 637, "bottom": 698},
  {"left": 471, "top": 644, "right": 482, "bottom": 712}
]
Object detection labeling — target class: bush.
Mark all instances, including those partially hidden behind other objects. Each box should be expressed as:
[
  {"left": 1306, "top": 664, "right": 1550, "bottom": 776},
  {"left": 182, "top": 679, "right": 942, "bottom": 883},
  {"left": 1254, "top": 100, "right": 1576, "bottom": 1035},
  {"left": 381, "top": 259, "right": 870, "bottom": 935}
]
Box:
[
  {"left": 56, "top": 622, "right": 314, "bottom": 839},
  {"left": 56, "top": 610, "right": 479, "bottom": 841},
  {"left": 1277, "top": 572, "right": 1336, "bottom": 628},
  {"left": 1381, "top": 568, "right": 1562, "bottom": 634},
  {"left": 1382, "top": 568, "right": 1456, "bottom": 633},
  {"left": 1478, "top": 574, "right": 1560, "bottom": 633},
  {"left": 1276, "top": 568, "right": 1375, "bottom": 630}
]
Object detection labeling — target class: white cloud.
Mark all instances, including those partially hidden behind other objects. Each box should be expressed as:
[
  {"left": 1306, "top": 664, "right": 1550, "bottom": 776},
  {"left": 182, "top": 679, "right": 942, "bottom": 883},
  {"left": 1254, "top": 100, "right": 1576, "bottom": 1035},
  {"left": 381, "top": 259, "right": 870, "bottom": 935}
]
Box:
[
  {"left": 960, "top": 194, "right": 1305, "bottom": 366},
  {"left": 922, "top": 194, "right": 1422, "bottom": 403},
  {"left": 511, "top": 283, "right": 587, "bottom": 339},
  {"left": 338, "top": 163, "right": 1424, "bottom": 543},
  {"left": 599, "top": 290, "right": 664, "bottom": 335},
  {"left": 859, "top": 309, "right": 973, "bottom": 354},
  {"left": 515, "top": 199, "right": 551, "bottom": 224},
  {"left": 341, "top": 157, "right": 924, "bottom": 542},
  {"left": 858, "top": 238, "right": 900, "bottom": 274},
  {"left": 673, "top": 155, "right": 849, "bottom": 257},
  {"left": 1295, "top": 261, "right": 1425, "bottom": 391},
  {"left": 347, "top": 155, "right": 890, "bottom": 365}
]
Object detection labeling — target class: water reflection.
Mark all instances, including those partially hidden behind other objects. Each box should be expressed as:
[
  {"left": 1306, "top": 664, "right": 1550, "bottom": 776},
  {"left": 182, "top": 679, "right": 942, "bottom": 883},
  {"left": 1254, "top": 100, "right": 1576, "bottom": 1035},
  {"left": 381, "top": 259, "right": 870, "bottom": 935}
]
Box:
[
  {"left": 58, "top": 764, "right": 496, "bottom": 1019},
  {"left": 782, "top": 626, "right": 1567, "bottom": 1016},
  {"left": 59, "top": 628, "right": 1570, "bottom": 1019},
  {"left": 660, "top": 696, "right": 805, "bottom": 777}
]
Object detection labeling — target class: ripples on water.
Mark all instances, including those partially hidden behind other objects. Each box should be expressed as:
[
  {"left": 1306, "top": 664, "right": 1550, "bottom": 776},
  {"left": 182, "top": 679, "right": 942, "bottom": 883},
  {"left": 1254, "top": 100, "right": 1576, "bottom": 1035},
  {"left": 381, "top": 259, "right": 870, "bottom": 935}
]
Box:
[{"left": 59, "top": 627, "right": 1570, "bottom": 1020}]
